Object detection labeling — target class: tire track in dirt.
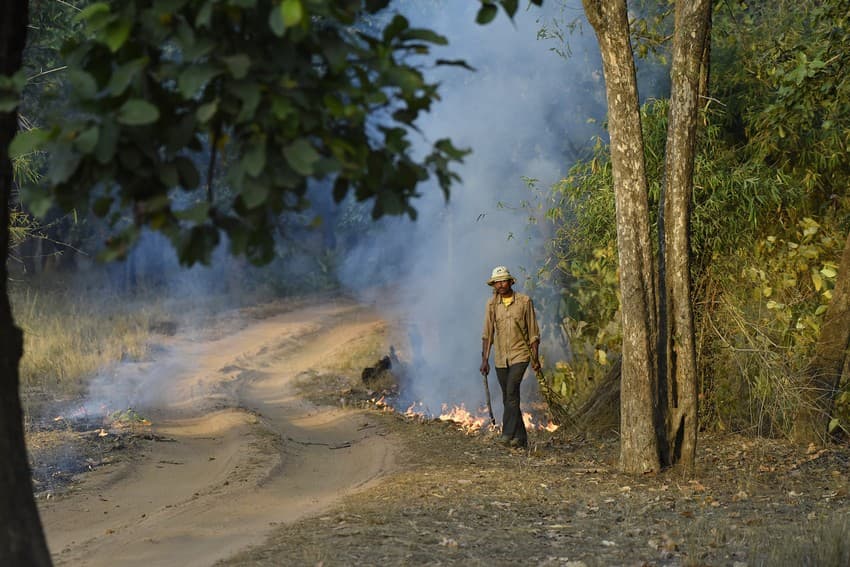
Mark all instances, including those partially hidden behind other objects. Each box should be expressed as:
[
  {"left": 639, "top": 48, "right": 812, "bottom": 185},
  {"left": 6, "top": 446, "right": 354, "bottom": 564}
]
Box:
[{"left": 39, "top": 298, "right": 396, "bottom": 567}]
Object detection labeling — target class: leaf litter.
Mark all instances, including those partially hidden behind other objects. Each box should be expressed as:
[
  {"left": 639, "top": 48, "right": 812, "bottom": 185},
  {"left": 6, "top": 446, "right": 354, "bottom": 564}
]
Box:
[{"left": 219, "top": 373, "right": 850, "bottom": 566}]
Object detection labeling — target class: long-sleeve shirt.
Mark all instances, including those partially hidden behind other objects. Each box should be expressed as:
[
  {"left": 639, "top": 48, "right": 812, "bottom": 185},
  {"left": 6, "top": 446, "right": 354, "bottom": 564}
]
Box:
[{"left": 482, "top": 292, "right": 540, "bottom": 368}]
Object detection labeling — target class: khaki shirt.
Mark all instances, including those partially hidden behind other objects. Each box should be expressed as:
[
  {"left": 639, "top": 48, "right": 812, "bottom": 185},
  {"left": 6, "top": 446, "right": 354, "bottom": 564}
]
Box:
[{"left": 482, "top": 292, "right": 540, "bottom": 368}]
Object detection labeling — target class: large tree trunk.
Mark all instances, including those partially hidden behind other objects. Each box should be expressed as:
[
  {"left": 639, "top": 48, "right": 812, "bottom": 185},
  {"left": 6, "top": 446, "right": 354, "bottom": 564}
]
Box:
[
  {"left": 793, "top": 230, "right": 850, "bottom": 444},
  {"left": 659, "top": 0, "right": 712, "bottom": 474},
  {"left": 583, "top": 0, "right": 660, "bottom": 474},
  {"left": 1, "top": 2, "right": 52, "bottom": 565}
]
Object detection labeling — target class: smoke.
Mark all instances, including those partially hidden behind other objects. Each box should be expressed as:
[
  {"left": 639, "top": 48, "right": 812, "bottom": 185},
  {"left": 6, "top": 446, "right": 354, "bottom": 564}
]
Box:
[
  {"left": 48, "top": 1, "right": 609, "bottom": 423},
  {"left": 338, "top": 1, "right": 605, "bottom": 414}
]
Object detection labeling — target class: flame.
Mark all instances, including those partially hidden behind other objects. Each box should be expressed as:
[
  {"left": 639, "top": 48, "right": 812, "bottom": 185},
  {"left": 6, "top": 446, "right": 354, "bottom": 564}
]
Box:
[
  {"left": 523, "top": 411, "right": 560, "bottom": 432},
  {"left": 438, "top": 403, "right": 488, "bottom": 433},
  {"left": 371, "top": 398, "right": 558, "bottom": 434}
]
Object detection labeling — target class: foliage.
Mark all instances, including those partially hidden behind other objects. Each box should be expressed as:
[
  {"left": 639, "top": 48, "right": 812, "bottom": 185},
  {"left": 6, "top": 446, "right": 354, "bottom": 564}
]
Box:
[
  {"left": 535, "top": 72, "right": 848, "bottom": 436},
  {"left": 700, "top": 218, "right": 845, "bottom": 435},
  {"left": 11, "top": 0, "right": 476, "bottom": 267},
  {"left": 712, "top": 0, "right": 850, "bottom": 210}
]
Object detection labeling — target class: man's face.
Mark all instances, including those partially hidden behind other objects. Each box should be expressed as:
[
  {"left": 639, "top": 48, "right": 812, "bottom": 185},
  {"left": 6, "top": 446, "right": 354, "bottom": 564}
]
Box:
[{"left": 493, "top": 279, "right": 513, "bottom": 295}]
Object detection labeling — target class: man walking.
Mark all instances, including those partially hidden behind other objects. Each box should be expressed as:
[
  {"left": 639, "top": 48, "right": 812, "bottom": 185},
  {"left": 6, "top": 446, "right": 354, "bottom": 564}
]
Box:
[{"left": 480, "top": 266, "right": 541, "bottom": 448}]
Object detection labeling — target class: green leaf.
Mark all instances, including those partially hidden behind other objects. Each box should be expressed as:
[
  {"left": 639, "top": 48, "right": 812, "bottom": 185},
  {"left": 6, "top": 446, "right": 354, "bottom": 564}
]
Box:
[
  {"left": 24, "top": 191, "right": 53, "bottom": 218},
  {"left": 178, "top": 64, "right": 221, "bottom": 98},
  {"left": 500, "top": 0, "right": 518, "bottom": 18},
  {"left": 74, "top": 2, "right": 110, "bottom": 24},
  {"left": 175, "top": 156, "right": 200, "bottom": 189},
  {"left": 401, "top": 28, "right": 448, "bottom": 46},
  {"left": 476, "top": 4, "right": 498, "bottom": 25},
  {"left": 174, "top": 201, "right": 210, "bottom": 223},
  {"left": 229, "top": 82, "right": 261, "bottom": 122},
  {"left": 269, "top": 6, "right": 285, "bottom": 36},
  {"left": 283, "top": 139, "right": 320, "bottom": 176},
  {"left": 47, "top": 148, "right": 81, "bottom": 185},
  {"left": 159, "top": 162, "right": 179, "bottom": 187},
  {"left": 0, "top": 94, "right": 18, "bottom": 113},
  {"left": 196, "top": 99, "right": 219, "bottom": 123},
  {"left": 9, "top": 128, "right": 49, "bottom": 158},
  {"left": 74, "top": 126, "right": 100, "bottom": 154},
  {"left": 117, "top": 99, "right": 160, "bottom": 125},
  {"left": 94, "top": 120, "right": 119, "bottom": 163},
  {"left": 179, "top": 225, "right": 219, "bottom": 265},
  {"left": 195, "top": 0, "right": 214, "bottom": 27},
  {"left": 104, "top": 19, "right": 132, "bottom": 52},
  {"left": 106, "top": 57, "right": 148, "bottom": 95},
  {"left": 221, "top": 54, "right": 251, "bottom": 79},
  {"left": 243, "top": 139, "right": 266, "bottom": 176},
  {"left": 365, "top": 0, "right": 390, "bottom": 13},
  {"left": 283, "top": 0, "right": 304, "bottom": 26},
  {"left": 383, "top": 15, "right": 409, "bottom": 41},
  {"left": 828, "top": 418, "right": 840, "bottom": 433},
  {"left": 385, "top": 67, "right": 423, "bottom": 94},
  {"left": 241, "top": 180, "right": 270, "bottom": 209},
  {"left": 332, "top": 177, "right": 349, "bottom": 202},
  {"left": 68, "top": 69, "right": 98, "bottom": 100}
]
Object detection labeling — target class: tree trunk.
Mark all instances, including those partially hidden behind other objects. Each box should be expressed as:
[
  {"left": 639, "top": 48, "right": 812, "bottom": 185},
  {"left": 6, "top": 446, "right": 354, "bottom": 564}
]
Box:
[
  {"left": 793, "top": 230, "right": 850, "bottom": 444},
  {"left": 659, "top": 0, "right": 712, "bottom": 474},
  {"left": 1, "top": 2, "right": 52, "bottom": 565},
  {"left": 583, "top": 0, "right": 660, "bottom": 474}
]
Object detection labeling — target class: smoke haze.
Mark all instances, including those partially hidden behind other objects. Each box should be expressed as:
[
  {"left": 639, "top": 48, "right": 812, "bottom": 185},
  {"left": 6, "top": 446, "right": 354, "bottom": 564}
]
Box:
[
  {"left": 50, "top": 1, "right": 609, "bottom": 422},
  {"left": 339, "top": 1, "right": 605, "bottom": 415}
]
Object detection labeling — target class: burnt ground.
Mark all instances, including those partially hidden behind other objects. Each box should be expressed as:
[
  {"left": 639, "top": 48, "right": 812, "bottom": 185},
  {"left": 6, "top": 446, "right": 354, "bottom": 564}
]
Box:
[
  {"left": 221, "top": 370, "right": 850, "bottom": 567},
  {"left": 27, "top": 411, "right": 170, "bottom": 497}
]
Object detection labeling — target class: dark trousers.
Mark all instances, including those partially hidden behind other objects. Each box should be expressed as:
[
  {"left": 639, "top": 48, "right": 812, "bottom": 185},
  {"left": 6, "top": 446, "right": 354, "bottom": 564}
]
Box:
[{"left": 496, "top": 362, "right": 528, "bottom": 444}]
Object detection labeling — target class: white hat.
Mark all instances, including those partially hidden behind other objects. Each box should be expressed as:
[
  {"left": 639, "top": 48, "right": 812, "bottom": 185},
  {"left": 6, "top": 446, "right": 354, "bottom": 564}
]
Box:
[{"left": 487, "top": 266, "right": 515, "bottom": 286}]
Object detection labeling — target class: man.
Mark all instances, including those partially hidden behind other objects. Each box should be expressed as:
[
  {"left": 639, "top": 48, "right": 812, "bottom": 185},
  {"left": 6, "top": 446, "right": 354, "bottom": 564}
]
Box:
[{"left": 480, "top": 266, "right": 541, "bottom": 448}]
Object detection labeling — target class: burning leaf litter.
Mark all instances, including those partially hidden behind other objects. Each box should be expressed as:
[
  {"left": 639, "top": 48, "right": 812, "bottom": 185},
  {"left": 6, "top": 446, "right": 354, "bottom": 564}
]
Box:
[{"left": 365, "top": 395, "right": 559, "bottom": 436}]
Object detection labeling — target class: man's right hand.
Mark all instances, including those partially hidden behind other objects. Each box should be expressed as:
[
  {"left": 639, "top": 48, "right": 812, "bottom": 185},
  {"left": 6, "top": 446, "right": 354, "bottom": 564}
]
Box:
[{"left": 480, "top": 360, "right": 490, "bottom": 376}]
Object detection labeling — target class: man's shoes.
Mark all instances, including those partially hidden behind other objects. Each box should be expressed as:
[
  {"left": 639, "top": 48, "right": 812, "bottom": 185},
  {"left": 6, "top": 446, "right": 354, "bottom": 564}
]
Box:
[
  {"left": 497, "top": 435, "right": 511, "bottom": 445},
  {"left": 509, "top": 438, "right": 527, "bottom": 449}
]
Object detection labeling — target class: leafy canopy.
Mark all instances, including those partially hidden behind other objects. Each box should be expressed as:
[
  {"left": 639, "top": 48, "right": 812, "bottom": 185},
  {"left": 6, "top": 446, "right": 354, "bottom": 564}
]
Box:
[{"left": 10, "top": 0, "right": 538, "bottom": 265}]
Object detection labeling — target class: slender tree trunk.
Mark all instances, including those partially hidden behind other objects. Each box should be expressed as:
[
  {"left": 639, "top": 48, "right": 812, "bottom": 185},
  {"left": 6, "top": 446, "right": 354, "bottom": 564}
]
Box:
[
  {"left": 793, "top": 230, "right": 850, "bottom": 444},
  {"left": 659, "top": 0, "right": 712, "bottom": 474},
  {"left": 1, "top": 2, "right": 52, "bottom": 565},
  {"left": 583, "top": 0, "right": 660, "bottom": 474}
]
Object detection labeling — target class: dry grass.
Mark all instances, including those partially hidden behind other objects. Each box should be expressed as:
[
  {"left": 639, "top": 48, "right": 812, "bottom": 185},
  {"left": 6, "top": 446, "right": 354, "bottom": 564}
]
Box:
[
  {"left": 13, "top": 284, "right": 166, "bottom": 407},
  {"left": 12, "top": 272, "right": 297, "bottom": 417}
]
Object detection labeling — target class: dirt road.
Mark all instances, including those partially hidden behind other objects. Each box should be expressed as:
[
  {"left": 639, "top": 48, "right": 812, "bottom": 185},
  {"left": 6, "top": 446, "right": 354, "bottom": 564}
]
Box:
[{"left": 39, "top": 298, "right": 396, "bottom": 567}]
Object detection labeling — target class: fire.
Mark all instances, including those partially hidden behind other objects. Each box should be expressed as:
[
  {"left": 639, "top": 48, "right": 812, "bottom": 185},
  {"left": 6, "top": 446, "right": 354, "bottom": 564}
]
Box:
[
  {"left": 438, "top": 403, "right": 489, "bottom": 433},
  {"left": 369, "top": 397, "right": 558, "bottom": 434},
  {"left": 523, "top": 412, "right": 560, "bottom": 432}
]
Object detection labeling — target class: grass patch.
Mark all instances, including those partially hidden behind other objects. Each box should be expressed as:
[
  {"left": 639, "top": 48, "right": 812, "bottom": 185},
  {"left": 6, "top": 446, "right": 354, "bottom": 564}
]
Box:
[{"left": 13, "top": 282, "right": 166, "bottom": 408}]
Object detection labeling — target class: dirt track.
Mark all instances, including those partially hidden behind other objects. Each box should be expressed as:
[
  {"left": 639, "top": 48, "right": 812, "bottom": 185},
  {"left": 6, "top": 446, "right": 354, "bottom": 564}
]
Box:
[{"left": 38, "top": 298, "right": 396, "bottom": 567}]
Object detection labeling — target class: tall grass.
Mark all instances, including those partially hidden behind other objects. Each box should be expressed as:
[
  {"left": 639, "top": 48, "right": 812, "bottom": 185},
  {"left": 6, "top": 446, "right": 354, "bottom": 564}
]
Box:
[{"left": 12, "top": 281, "right": 167, "bottom": 410}]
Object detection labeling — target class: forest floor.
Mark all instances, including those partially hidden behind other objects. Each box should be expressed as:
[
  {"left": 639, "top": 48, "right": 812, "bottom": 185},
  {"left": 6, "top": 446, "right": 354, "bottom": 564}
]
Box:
[{"left": 28, "top": 297, "right": 850, "bottom": 567}]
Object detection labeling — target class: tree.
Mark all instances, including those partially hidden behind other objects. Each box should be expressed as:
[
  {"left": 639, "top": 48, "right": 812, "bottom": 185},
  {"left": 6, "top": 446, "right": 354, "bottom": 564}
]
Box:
[
  {"left": 581, "top": 0, "right": 660, "bottom": 474},
  {"left": 657, "top": 0, "right": 711, "bottom": 470},
  {"left": 581, "top": 0, "right": 711, "bottom": 473},
  {"left": 1, "top": 2, "right": 53, "bottom": 565},
  {"left": 1, "top": 1, "right": 538, "bottom": 563}
]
